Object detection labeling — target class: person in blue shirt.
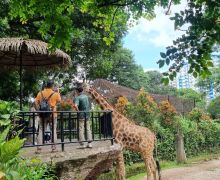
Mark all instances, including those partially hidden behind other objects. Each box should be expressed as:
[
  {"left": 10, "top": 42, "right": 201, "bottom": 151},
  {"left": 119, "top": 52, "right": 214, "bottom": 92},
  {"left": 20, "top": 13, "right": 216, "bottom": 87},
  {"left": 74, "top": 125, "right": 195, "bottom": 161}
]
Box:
[{"left": 74, "top": 85, "right": 92, "bottom": 148}]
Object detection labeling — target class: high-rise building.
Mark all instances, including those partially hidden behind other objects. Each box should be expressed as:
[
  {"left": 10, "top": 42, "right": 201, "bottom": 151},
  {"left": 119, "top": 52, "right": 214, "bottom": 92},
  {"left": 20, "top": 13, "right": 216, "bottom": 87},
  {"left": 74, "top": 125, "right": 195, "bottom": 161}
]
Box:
[
  {"left": 170, "top": 54, "right": 220, "bottom": 103},
  {"left": 207, "top": 54, "right": 220, "bottom": 101},
  {"left": 169, "top": 62, "right": 197, "bottom": 90}
]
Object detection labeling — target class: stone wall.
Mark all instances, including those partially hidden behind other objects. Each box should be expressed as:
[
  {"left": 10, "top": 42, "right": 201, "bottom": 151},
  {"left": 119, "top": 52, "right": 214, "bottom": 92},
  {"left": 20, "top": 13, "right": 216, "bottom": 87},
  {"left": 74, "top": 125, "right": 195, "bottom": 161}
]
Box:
[{"left": 55, "top": 144, "right": 121, "bottom": 180}]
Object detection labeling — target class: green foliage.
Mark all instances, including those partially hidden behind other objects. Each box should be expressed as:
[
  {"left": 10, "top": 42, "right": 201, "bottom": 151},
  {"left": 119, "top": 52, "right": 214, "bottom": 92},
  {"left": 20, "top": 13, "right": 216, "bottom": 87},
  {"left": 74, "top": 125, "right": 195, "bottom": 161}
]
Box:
[
  {"left": 108, "top": 48, "right": 149, "bottom": 90},
  {"left": 158, "top": 100, "right": 177, "bottom": 129},
  {"left": 207, "top": 96, "right": 220, "bottom": 119},
  {"left": 0, "top": 101, "right": 57, "bottom": 180},
  {"left": 157, "top": 129, "right": 176, "bottom": 160},
  {"left": 0, "top": 129, "right": 25, "bottom": 179},
  {"left": 125, "top": 88, "right": 158, "bottom": 128},
  {"left": 198, "top": 121, "right": 220, "bottom": 152},
  {"left": 188, "top": 107, "right": 212, "bottom": 123},
  {"left": 0, "top": 71, "right": 44, "bottom": 102},
  {"left": 196, "top": 67, "right": 220, "bottom": 98},
  {"left": 145, "top": 71, "right": 177, "bottom": 95},
  {"left": 177, "top": 88, "right": 206, "bottom": 108},
  {"left": 7, "top": 0, "right": 178, "bottom": 50},
  {"left": 17, "top": 159, "right": 58, "bottom": 180},
  {"left": 0, "top": 100, "right": 19, "bottom": 126},
  {"left": 159, "top": 0, "right": 220, "bottom": 81},
  {"left": 123, "top": 150, "right": 142, "bottom": 166}
]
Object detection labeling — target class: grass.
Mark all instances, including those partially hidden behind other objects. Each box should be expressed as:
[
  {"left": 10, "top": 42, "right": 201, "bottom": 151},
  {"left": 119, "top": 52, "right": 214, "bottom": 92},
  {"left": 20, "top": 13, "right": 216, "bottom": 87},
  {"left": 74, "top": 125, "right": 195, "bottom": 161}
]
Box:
[
  {"left": 99, "top": 150, "right": 220, "bottom": 180},
  {"left": 127, "top": 150, "right": 220, "bottom": 180}
]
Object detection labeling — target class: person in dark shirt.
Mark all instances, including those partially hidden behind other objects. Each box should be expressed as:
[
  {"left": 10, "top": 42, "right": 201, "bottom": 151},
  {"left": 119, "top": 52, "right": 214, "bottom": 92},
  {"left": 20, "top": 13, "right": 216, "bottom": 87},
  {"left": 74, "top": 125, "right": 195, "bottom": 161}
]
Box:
[{"left": 74, "top": 85, "right": 92, "bottom": 148}]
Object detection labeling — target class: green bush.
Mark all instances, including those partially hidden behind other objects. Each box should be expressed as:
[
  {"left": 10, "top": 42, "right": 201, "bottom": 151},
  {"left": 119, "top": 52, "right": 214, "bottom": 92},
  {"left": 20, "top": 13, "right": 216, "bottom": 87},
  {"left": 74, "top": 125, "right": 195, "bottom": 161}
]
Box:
[
  {"left": 198, "top": 121, "right": 220, "bottom": 151},
  {"left": 188, "top": 108, "right": 211, "bottom": 123},
  {"left": 0, "top": 100, "right": 19, "bottom": 127},
  {"left": 0, "top": 100, "right": 58, "bottom": 180},
  {"left": 18, "top": 159, "right": 58, "bottom": 180},
  {"left": 156, "top": 127, "right": 176, "bottom": 160},
  {"left": 207, "top": 96, "right": 220, "bottom": 119},
  {"left": 123, "top": 150, "right": 142, "bottom": 165}
]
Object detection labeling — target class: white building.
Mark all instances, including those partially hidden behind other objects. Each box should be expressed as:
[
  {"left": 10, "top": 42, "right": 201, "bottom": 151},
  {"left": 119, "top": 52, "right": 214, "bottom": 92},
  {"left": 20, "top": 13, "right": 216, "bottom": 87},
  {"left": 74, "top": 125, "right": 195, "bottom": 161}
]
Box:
[
  {"left": 170, "top": 54, "right": 220, "bottom": 103},
  {"left": 170, "top": 62, "right": 197, "bottom": 90}
]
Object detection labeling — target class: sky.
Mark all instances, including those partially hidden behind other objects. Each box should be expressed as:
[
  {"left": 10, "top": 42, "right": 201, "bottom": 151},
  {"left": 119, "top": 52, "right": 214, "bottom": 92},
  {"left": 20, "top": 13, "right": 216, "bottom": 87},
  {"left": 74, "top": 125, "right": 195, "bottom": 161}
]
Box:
[{"left": 123, "top": 1, "right": 188, "bottom": 72}]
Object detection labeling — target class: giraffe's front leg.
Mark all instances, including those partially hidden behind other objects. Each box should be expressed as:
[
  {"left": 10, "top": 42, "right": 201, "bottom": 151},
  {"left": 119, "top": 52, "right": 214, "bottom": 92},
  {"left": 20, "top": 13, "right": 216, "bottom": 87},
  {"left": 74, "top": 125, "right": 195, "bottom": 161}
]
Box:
[{"left": 115, "top": 152, "right": 125, "bottom": 180}]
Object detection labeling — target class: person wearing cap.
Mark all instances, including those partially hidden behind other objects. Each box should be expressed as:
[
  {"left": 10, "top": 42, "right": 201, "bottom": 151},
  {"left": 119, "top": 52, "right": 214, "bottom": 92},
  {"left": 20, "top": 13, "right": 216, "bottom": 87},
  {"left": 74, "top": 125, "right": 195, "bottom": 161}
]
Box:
[
  {"left": 35, "top": 80, "right": 61, "bottom": 153},
  {"left": 74, "top": 85, "right": 92, "bottom": 148}
]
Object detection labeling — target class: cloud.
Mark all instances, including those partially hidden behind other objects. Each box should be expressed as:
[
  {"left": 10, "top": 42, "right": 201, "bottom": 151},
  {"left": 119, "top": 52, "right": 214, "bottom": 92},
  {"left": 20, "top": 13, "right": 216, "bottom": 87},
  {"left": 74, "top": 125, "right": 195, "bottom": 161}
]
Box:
[
  {"left": 128, "top": 0, "right": 188, "bottom": 48},
  {"left": 144, "top": 68, "right": 161, "bottom": 72}
]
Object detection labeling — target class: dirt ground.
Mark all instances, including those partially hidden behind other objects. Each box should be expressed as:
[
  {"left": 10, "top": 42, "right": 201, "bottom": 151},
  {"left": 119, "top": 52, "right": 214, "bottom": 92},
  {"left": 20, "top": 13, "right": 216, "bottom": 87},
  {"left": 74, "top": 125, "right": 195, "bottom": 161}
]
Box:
[{"left": 142, "top": 158, "right": 220, "bottom": 180}]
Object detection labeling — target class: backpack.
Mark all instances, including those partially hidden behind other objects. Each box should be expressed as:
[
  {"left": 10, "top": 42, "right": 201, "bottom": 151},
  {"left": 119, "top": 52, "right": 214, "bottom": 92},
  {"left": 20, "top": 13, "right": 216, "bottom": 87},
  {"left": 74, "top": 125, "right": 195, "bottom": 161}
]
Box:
[{"left": 39, "top": 91, "right": 55, "bottom": 118}]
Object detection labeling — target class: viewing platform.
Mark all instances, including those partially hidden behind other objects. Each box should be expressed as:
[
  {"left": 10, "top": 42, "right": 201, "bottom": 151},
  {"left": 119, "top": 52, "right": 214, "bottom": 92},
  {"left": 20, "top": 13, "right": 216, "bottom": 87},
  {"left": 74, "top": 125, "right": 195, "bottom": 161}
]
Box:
[{"left": 18, "top": 110, "right": 118, "bottom": 179}]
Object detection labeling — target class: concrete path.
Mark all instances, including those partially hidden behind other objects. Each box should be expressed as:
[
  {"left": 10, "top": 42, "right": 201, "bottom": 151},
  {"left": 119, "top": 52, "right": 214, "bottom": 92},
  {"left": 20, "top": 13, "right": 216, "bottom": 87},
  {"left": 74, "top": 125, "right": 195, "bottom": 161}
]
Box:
[{"left": 141, "top": 158, "right": 220, "bottom": 180}]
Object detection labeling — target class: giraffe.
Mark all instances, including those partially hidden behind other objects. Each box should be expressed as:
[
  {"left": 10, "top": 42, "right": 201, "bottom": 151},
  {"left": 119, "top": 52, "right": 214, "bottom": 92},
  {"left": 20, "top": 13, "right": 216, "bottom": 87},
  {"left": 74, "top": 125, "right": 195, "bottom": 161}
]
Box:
[{"left": 86, "top": 86, "right": 161, "bottom": 180}]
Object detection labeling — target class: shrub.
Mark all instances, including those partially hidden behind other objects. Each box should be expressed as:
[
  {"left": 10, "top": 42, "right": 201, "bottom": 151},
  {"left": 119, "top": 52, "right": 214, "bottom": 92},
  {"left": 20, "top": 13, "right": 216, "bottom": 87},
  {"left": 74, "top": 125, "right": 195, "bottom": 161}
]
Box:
[
  {"left": 0, "top": 100, "right": 19, "bottom": 126},
  {"left": 123, "top": 150, "right": 142, "bottom": 165},
  {"left": 207, "top": 96, "right": 220, "bottom": 119},
  {"left": 198, "top": 121, "right": 220, "bottom": 152},
  {"left": 158, "top": 100, "right": 177, "bottom": 128},
  {"left": 156, "top": 126, "right": 176, "bottom": 160},
  {"left": 125, "top": 88, "right": 158, "bottom": 128},
  {"left": 18, "top": 159, "right": 58, "bottom": 180},
  {"left": 0, "top": 101, "right": 58, "bottom": 180},
  {"left": 115, "top": 96, "right": 129, "bottom": 114},
  {"left": 188, "top": 108, "right": 211, "bottom": 123}
]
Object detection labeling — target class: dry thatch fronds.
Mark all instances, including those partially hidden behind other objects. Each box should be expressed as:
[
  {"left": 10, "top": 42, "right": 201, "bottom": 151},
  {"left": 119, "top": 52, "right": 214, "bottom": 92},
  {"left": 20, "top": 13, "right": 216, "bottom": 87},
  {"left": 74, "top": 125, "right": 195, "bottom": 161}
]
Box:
[{"left": 0, "top": 37, "right": 71, "bottom": 69}]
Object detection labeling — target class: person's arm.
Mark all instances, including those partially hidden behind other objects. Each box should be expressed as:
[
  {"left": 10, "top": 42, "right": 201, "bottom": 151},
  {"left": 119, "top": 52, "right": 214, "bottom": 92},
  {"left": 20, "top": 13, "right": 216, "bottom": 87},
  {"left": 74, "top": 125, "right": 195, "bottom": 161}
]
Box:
[
  {"left": 56, "top": 92, "right": 61, "bottom": 104},
  {"left": 34, "top": 92, "right": 41, "bottom": 110},
  {"left": 74, "top": 97, "right": 80, "bottom": 111}
]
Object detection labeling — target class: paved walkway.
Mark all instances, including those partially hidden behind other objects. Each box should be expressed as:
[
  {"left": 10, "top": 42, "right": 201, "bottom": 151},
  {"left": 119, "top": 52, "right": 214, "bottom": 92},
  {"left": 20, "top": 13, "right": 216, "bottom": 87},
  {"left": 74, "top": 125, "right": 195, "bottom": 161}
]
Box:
[{"left": 141, "top": 158, "right": 220, "bottom": 180}]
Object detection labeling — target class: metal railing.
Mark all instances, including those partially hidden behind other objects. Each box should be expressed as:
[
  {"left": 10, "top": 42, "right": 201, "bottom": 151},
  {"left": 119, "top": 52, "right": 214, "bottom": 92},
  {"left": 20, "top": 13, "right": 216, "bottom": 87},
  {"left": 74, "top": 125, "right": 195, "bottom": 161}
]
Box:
[{"left": 18, "top": 110, "right": 113, "bottom": 151}]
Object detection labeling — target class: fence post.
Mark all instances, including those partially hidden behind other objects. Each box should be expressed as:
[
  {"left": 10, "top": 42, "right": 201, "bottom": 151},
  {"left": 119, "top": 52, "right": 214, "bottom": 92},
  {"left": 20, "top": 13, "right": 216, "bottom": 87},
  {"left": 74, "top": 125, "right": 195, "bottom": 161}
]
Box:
[
  {"left": 110, "top": 111, "right": 114, "bottom": 145},
  {"left": 32, "top": 112, "right": 35, "bottom": 145},
  {"left": 60, "top": 112, "right": 64, "bottom": 151}
]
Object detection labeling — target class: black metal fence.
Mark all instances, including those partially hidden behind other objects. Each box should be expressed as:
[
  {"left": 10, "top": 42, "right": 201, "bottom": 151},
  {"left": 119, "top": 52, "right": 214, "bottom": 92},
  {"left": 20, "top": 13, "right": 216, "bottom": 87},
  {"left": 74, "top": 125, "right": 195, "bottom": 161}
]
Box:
[{"left": 18, "top": 110, "right": 113, "bottom": 151}]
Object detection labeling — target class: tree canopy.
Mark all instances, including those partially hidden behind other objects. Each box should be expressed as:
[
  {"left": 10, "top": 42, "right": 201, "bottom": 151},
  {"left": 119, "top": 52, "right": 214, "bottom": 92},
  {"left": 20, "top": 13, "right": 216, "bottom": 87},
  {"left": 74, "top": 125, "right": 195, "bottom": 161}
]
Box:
[
  {"left": 158, "top": 0, "right": 220, "bottom": 83},
  {"left": 144, "top": 70, "right": 177, "bottom": 95},
  {"left": 5, "top": 0, "right": 180, "bottom": 50}
]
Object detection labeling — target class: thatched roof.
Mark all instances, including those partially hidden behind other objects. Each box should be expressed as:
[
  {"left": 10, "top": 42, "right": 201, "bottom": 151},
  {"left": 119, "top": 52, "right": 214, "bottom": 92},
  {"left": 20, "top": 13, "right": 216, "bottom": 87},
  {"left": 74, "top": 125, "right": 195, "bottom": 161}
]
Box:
[{"left": 0, "top": 38, "right": 71, "bottom": 69}]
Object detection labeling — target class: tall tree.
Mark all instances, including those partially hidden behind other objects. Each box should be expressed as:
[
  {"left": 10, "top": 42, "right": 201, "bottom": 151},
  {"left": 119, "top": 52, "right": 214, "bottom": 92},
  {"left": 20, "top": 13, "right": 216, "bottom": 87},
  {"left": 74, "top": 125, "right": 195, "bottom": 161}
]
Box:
[
  {"left": 145, "top": 71, "right": 177, "bottom": 95},
  {"left": 109, "top": 48, "right": 149, "bottom": 90},
  {"left": 7, "top": 0, "right": 180, "bottom": 50}
]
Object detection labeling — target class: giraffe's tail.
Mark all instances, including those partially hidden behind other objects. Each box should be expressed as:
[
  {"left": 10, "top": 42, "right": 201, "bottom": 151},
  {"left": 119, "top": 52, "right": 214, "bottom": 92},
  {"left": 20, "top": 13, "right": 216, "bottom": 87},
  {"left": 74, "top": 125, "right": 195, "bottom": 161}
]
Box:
[{"left": 154, "top": 136, "right": 162, "bottom": 180}]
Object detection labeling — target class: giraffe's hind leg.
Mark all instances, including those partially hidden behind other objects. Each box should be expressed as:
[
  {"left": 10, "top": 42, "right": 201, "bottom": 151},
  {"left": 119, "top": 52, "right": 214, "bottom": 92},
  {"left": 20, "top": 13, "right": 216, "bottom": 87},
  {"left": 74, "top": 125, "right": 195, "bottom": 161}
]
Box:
[
  {"left": 115, "top": 152, "right": 125, "bottom": 180},
  {"left": 150, "top": 157, "right": 157, "bottom": 180},
  {"left": 142, "top": 153, "right": 156, "bottom": 180}
]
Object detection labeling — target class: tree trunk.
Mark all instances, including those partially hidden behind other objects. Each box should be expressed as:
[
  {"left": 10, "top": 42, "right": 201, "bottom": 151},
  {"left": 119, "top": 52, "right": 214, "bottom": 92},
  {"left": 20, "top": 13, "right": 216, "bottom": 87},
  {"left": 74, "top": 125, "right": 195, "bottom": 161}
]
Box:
[{"left": 176, "top": 129, "right": 186, "bottom": 163}]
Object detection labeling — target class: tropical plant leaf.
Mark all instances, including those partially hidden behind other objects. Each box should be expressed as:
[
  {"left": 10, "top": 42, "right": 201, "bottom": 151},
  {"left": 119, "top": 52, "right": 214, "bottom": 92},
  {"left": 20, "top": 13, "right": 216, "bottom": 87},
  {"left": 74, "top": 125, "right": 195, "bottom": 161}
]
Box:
[
  {"left": 0, "top": 126, "right": 10, "bottom": 143},
  {"left": 0, "top": 136, "right": 24, "bottom": 163}
]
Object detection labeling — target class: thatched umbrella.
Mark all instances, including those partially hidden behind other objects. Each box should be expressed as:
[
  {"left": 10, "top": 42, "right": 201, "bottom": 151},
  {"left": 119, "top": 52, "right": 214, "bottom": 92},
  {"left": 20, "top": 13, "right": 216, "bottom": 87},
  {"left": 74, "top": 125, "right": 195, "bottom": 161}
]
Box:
[{"left": 0, "top": 38, "right": 72, "bottom": 110}]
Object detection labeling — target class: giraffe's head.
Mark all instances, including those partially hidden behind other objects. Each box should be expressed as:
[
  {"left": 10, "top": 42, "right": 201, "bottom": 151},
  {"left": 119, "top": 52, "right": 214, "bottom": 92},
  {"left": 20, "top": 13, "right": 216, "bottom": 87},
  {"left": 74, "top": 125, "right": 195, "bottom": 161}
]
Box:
[{"left": 82, "top": 83, "right": 90, "bottom": 92}]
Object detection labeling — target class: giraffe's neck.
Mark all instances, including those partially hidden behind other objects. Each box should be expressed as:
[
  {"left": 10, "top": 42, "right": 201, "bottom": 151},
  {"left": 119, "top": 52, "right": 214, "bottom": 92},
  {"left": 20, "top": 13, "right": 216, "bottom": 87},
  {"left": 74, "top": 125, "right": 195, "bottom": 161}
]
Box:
[
  {"left": 88, "top": 88, "right": 114, "bottom": 111},
  {"left": 88, "top": 87, "right": 133, "bottom": 126}
]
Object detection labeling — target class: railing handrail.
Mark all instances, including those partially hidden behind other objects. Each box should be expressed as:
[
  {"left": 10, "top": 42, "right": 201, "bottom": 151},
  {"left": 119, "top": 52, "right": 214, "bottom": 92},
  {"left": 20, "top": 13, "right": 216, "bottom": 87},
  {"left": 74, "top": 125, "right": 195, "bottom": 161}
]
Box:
[{"left": 19, "top": 110, "right": 113, "bottom": 113}]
